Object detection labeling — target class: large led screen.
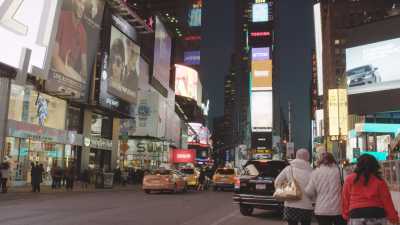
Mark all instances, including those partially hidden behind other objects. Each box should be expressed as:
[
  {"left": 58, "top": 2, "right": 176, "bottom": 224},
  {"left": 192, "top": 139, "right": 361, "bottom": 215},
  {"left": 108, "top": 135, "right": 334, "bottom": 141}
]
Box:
[
  {"left": 184, "top": 51, "right": 200, "bottom": 65},
  {"left": 252, "top": 3, "right": 269, "bottom": 23},
  {"left": 188, "top": 8, "right": 201, "bottom": 27},
  {"left": 175, "top": 64, "right": 200, "bottom": 103},
  {"left": 346, "top": 37, "right": 400, "bottom": 95},
  {"left": 313, "top": 3, "right": 324, "bottom": 96},
  {"left": 188, "top": 123, "right": 210, "bottom": 145},
  {"left": 251, "top": 47, "right": 272, "bottom": 91},
  {"left": 107, "top": 26, "right": 139, "bottom": 104},
  {"left": 0, "top": 0, "right": 59, "bottom": 77},
  {"left": 153, "top": 17, "right": 172, "bottom": 90},
  {"left": 47, "top": 0, "right": 105, "bottom": 102},
  {"left": 251, "top": 91, "right": 273, "bottom": 132}
]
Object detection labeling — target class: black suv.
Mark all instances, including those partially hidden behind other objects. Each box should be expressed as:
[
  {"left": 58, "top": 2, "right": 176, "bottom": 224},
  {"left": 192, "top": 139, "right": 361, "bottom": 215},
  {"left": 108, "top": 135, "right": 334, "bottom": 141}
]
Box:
[{"left": 233, "top": 160, "right": 288, "bottom": 216}]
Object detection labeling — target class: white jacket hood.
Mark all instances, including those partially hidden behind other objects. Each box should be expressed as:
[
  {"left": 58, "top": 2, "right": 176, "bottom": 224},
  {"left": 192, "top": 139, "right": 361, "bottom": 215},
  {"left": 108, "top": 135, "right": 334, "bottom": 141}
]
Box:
[{"left": 290, "top": 159, "right": 312, "bottom": 171}]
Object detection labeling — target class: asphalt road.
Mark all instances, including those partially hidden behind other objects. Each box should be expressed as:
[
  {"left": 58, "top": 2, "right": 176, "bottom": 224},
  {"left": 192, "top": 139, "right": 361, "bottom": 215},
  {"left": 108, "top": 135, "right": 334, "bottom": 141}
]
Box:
[{"left": 0, "top": 189, "right": 284, "bottom": 225}]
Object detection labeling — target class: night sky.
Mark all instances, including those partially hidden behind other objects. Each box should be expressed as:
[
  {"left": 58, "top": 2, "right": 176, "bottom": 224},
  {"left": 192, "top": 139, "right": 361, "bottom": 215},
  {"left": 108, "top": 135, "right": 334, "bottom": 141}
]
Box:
[
  {"left": 201, "top": 0, "right": 235, "bottom": 123},
  {"left": 202, "top": 0, "right": 314, "bottom": 150}
]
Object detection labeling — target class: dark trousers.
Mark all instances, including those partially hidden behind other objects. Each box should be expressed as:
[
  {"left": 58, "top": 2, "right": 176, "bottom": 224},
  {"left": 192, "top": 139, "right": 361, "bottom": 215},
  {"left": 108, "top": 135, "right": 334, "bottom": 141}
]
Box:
[
  {"left": 1, "top": 178, "right": 7, "bottom": 193},
  {"left": 66, "top": 178, "right": 74, "bottom": 190},
  {"left": 288, "top": 220, "right": 311, "bottom": 225},
  {"left": 33, "top": 183, "right": 40, "bottom": 192},
  {"left": 316, "top": 215, "right": 346, "bottom": 225}
]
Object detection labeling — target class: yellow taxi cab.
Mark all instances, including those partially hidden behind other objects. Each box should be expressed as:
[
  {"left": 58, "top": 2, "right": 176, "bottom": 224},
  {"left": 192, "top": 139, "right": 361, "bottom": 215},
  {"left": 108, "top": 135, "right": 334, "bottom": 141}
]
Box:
[
  {"left": 212, "top": 168, "right": 237, "bottom": 191},
  {"left": 143, "top": 169, "right": 187, "bottom": 194},
  {"left": 179, "top": 168, "right": 199, "bottom": 189}
]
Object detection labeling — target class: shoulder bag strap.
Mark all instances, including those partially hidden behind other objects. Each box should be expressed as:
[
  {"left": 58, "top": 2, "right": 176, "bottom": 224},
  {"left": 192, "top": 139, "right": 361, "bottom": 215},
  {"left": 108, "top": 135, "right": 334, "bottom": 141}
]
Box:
[{"left": 337, "top": 163, "right": 344, "bottom": 186}]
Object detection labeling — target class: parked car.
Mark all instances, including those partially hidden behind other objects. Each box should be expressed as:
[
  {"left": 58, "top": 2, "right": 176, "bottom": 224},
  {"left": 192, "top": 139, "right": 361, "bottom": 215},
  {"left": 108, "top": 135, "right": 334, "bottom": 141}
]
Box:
[
  {"left": 179, "top": 168, "right": 199, "bottom": 189},
  {"left": 347, "top": 65, "right": 381, "bottom": 87},
  {"left": 212, "top": 168, "right": 237, "bottom": 191},
  {"left": 233, "top": 160, "right": 288, "bottom": 216},
  {"left": 142, "top": 169, "right": 187, "bottom": 194}
]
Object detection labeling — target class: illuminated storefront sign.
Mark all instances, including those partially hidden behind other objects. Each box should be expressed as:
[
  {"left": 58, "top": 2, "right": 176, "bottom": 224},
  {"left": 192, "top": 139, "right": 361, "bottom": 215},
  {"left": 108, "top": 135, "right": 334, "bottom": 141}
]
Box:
[
  {"left": 171, "top": 149, "right": 196, "bottom": 163},
  {"left": 0, "top": 0, "right": 60, "bottom": 78}
]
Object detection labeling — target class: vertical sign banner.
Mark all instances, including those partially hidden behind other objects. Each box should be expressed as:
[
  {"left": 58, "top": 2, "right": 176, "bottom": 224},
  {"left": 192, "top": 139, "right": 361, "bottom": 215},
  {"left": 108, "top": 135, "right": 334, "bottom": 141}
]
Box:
[
  {"left": 314, "top": 3, "right": 324, "bottom": 96},
  {"left": 251, "top": 91, "right": 273, "bottom": 132},
  {"left": 0, "top": 0, "right": 60, "bottom": 78},
  {"left": 328, "top": 89, "right": 348, "bottom": 136},
  {"left": 47, "top": 0, "right": 105, "bottom": 102},
  {"left": 153, "top": 16, "right": 172, "bottom": 90}
]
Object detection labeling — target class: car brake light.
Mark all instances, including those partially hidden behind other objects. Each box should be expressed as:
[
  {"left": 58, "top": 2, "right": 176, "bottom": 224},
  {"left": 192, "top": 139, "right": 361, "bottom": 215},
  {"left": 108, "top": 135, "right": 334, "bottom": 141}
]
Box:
[{"left": 234, "top": 177, "right": 240, "bottom": 189}]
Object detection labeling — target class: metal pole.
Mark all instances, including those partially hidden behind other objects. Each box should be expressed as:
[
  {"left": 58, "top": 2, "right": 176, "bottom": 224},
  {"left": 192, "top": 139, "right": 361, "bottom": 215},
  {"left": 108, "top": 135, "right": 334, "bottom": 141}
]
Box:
[{"left": 288, "top": 101, "right": 292, "bottom": 143}]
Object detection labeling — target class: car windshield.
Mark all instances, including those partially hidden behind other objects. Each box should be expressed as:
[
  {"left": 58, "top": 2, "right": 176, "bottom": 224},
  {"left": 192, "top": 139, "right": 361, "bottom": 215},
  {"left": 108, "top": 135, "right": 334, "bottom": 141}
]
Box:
[
  {"left": 151, "top": 169, "right": 171, "bottom": 175},
  {"left": 180, "top": 168, "right": 194, "bottom": 175},
  {"left": 243, "top": 161, "right": 287, "bottom": 177},
  {"left": 215, "top": 169, "right": 234, "bottom": 175},
  {"left": 347, "top": 66, "right": 371, "bottom": 76}
]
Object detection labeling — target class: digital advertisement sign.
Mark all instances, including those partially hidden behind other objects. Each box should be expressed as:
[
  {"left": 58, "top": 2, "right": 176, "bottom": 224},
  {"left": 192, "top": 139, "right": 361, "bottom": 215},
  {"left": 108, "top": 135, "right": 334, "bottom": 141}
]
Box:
[
  {"left": 171, "top": 149, "right": 196, "bottom": 163},
  {"left": 252, "top": 3, "right": 269, "bottom": 23},
  {"left": 47, "top": 0, "right": 105, "bottom": 102},
  {"left": 0, "top": 0, "right": 59, "bottom": 77},
  {"left": 188, "top": 8, "right": 201, "bottom": 27},
  {"left": 313, "top": 3, "right": 324, "bottom": 96},
  {"left": 251, "top": 47, "right": 272, "bottom": 90},
  {"left": 184, "top": 51, "right": 200, "bottom": 65},
  {"left": 188, "top": 123, "right": 210, "bottom": 146},
  {"left": 251, "top": 91, "right": 273, "bottom": 132},
  {"left": 153, "top": 16, "right": 172, "bottom": 90},
  {"left": 346, "top": 37, "right": 400, "bottom": 95},
  {"left": 175, "top": 64, "right": 201, "bottom": 103},
  {"left": 107, "top": 26, "right": 140, "bottom": 104}
]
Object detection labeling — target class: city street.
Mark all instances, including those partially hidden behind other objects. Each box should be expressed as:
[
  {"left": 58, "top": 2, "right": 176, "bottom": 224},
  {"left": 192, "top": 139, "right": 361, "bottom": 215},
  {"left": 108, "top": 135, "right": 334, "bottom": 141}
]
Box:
[{"left": 0, "top": 189, "right": 284, "bottom": 225}]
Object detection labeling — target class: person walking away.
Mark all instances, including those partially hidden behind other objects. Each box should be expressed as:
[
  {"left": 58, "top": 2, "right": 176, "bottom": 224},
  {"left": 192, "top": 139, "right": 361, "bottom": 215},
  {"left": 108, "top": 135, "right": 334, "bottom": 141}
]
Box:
[
  {"left": 39, "top": 164, "right": 44, "bottom": 185},
  {"left": 65, "top": 166, "right": 75, "bottom": 191},
  {"left": 31, "top": 163, "right": 41, "bottom": 192},
  {"left": 197, "top": 167, "right": 206, "bottom": 191},
  {"left": 342, "top": 154, "right": 399, "bottom": 225},
  {"left": 275, "top": 149, "right": 314, "bottom": 225},
  {"left": 305, "top": 152, "right": 345, "bottom": 225},
  {"left": 0, "top": 162, "right": 10, "bottom": 193},
  {"left": 51, "top": 165, "right": 57, "bottom": 189},
  {"left": 80, "top": 169, "right": 89, "bottom": 190}
]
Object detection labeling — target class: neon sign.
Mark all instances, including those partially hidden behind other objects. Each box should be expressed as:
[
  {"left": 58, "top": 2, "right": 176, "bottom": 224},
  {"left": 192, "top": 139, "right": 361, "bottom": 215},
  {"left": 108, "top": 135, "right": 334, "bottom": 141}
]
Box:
[
  {"left": 184, "top": 35, "right": 201, "bottom": 41},
  {"left": 250, "top": 32, "right": 271, "bottom": 37}
]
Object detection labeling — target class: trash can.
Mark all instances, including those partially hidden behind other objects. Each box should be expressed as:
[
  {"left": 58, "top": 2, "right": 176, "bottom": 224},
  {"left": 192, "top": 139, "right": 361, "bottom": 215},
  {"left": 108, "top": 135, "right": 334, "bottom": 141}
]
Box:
[{"left": 103, "top": 172, "right": 114, "bottom": 189}]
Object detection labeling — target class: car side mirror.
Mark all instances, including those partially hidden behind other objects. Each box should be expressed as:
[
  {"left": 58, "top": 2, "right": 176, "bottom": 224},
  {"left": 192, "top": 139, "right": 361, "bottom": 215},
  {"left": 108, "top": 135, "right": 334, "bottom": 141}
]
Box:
[{"left": 374, "top": 67, "right": 378, "bottom": 71}]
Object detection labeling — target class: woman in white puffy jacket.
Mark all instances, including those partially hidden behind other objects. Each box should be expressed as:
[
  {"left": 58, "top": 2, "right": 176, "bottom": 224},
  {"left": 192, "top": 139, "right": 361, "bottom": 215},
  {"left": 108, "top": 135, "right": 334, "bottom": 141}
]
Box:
[
  {"left": 275, "top": 149, "right": 313, "bottom": 225},
  {"left": 305, "top": 152, "right": 345, "bottom": 225}
]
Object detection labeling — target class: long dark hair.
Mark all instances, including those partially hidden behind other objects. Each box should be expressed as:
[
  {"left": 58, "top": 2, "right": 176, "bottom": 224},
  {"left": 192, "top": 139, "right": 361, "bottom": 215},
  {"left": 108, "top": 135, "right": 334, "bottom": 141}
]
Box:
[
  {"left": 354, "top": 154, "right": 382, "bottom": 185},
  {"left": 317, "top": 152, "right": 337, "bottom": 167}
]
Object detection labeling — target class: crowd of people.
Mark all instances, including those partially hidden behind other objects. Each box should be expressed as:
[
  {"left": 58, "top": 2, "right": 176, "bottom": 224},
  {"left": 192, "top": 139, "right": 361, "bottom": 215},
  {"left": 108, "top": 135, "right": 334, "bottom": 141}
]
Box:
[{"left": 275, "top": 148, "right": 399, "bottom": 225}]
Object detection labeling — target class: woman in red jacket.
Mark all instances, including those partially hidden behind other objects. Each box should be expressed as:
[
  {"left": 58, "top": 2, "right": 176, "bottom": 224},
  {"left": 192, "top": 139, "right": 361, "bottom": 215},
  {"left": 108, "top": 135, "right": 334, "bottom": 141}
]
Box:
[{"left": 342, "top": 154, "right": 399, "bottom": 225}]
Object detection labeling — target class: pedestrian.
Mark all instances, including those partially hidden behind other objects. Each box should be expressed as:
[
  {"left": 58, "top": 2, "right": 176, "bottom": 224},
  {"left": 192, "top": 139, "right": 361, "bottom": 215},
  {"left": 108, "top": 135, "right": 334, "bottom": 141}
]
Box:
[
  {"left": 31, "top": 163, "right": 41, "bottom": 192},
  {"left": 65, "top": 166, "right": 75, "bottom": 191},
  {"left": 275, "top": 149, "right": 313, "bottom": 225},
  {"left": 80, "top": 169, "right": 90, "bottom": 190},
  {"left": 305, "top": 152, "right": 346, "bottom": 225},
  {"left": 39, "top": 164, "right": 44, "bottom": 184},
  {"left": 197, "top": 167, "right": 206, "bottom": 191},
  {"left": 342, "top": 154, "right": 399, "bottom": 225},
  {"left": 0, "top": 162, "right": 10, "bottom": 193},
  {"left": 51, "top": 165, "right": 57, "bottom": 189},
  {"left": 55, "top": 166, "right": 62, "bottom": 188}
]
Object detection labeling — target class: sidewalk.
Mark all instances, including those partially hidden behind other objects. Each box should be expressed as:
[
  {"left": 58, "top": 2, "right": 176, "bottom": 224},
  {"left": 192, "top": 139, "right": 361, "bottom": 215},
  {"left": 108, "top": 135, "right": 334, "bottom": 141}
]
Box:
[{"left": 0, "top": 183, "right": 142, "bottom": 202}]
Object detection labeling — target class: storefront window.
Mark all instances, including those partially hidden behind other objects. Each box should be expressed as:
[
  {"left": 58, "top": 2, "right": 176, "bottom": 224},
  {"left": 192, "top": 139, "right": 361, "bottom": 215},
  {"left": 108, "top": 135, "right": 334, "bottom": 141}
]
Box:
[
  {"left": 8, "top": 84, "right": 67, "bottom": 130},
  {"left": 91, "top": 114, "right": 113, "bottom": 139}
]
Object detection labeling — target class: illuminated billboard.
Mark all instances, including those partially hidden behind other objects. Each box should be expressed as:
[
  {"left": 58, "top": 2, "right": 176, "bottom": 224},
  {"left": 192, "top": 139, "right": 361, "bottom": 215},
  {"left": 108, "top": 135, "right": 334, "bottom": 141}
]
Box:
[
  {"left": 188, "top": 123, "right": 210, "bottom": 145},
  {"left": 252, "top": 3, "right": 269, "bottom": 22},
  {"left": 106, "top": 26, "right": 139, "bottom": 104},
  {"left": 251, "top": 63, "right": 272, "bottom": 91},
  {"left": 0, "top": 0, "right": 59, "bottom": 77},
  {"left": 47, "top": 0, "right": 105, "bottom": 102},
  {"left": 175, "top": 64, "right": 201, "bottom": 103},
  {"left": 251, "top": 91, "right": 273, "bottom": 132},
  {"left": 346, "top": 37, "right": 400, "bottom": 95},
  {"left": 184, "top": 51, "right": 200, "bottom": 65},
  {"left": 188, "top": 8, "right": 201, "bottom": 27},
  {"left": 314, "top": 3, "right": 324, "bottom": 96},
  {"left": 328, "top": 89, "right": 348, "bottom": 136},
  {"left": 153, "top": 16, "right": 172, "bottom": 90}
]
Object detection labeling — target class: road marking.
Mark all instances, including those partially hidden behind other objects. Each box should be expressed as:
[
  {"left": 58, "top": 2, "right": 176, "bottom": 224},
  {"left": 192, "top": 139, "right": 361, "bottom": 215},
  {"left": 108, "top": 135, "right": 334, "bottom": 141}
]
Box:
[{"left": 209, "top": 211, "right": 239, "bottom": 225}]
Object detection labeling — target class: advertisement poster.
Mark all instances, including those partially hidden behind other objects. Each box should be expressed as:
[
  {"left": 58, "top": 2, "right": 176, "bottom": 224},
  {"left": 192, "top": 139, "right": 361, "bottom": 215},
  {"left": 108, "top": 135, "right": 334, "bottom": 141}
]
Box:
[
  {"left": 47, "top": 0, "right": 105, "bottom": 102},
  {"left": 252, "top": 3, "right": 269, "bottom": 23},
  {"left": 107, "top": 26, "right": 140, "bottom": 104},
  {"left": 153, "top": 16, "right": 172, "bottom": 89},
  {"left": 346, "top": 37, "right": 400, "bottom": 95}
]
